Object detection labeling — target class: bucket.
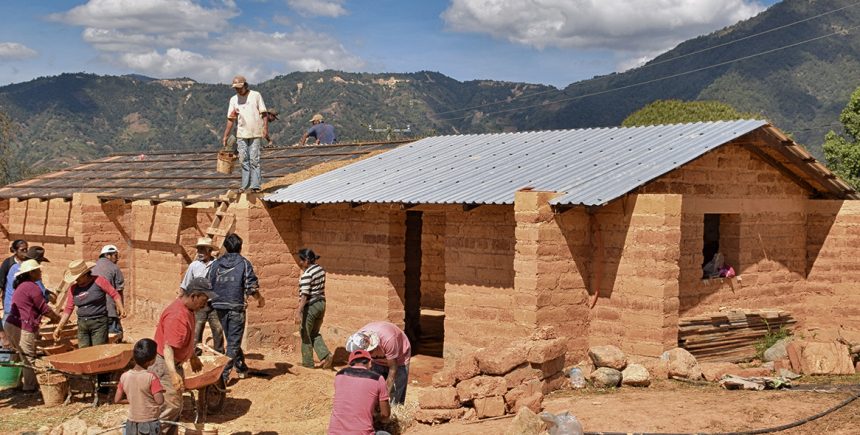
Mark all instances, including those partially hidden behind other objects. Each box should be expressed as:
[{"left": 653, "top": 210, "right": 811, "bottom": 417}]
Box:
[
  {"left": 37, "top": 372, "right": 68, "bottom": 407},
  {"left": 216, "top": 151, "right": 236, "bottom": 174},
  {"left": 179, "top": 423, "right": 219, "bottom": 435},
  {"left": 0, "top": 364, "right": 21, "bottom": 389}
]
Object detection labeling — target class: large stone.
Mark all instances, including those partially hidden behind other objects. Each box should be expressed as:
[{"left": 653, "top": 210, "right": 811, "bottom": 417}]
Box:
[
  {"left": 419, "top": 387, "right": 460, "bottom": 409},
  {"left": 589, "top": 367, "right": 622, "bottom": 388},
  {"left": 457, "top": 375, "right": 508, "bottom": 402},
  {"left": 504, "top": 363, "right": 542, "bottom": 389},
  {"left": 453, "top": 355, "right": 481, "bottom": 382},
  {"left": 763, "top": 337, "right": 793, "bottom": 362},
  {"left": 701, "top": 362, "right": 771, "bottom": 382},
  {"left": 661, "top": 348, "right": 702, "bottom": 380},
  {"left": 527, "top": 338, "right": 566, "bottom": 364},
  {"left": 474, "top": 395, "right": 506, "bottom": 419},
  {"left": 621, "top": 363, "right": 651, "bottom": 387},
  {"left": 798, "top": 342, "right": 854, "bottom": 375},
  {"left": 431, "top": 367, "right": 457, "bottom": 388},
  {"left": 588, "top": 345, "right": 628, "bottom": 370},
  {"left": 52, "top": 418, "right": 89, "bottom": 435},
  {"left": 634, "top": 356, "right": 668, "bottom": 380},
  {"left": 414, "top": 408, "right": 466, "bottom": 424},
  {"left": 531, "top": 355, "right": 566, "bottom": 379},
  {"left": 477, "top": 346, "right": 527, "bottom": 375},
  {"left": 786, "top": 341, "right": 802, "bottom": 372},
  {"left": 504, "top": 406, "right": 547, "bottom": 435}
]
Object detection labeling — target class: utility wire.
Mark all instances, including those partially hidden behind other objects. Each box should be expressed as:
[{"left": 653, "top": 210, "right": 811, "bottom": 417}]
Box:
[
  {"left": 430, "top": 0, "right": 860, "bottom": 117},
  {"left": 434, "top": 23, "right": 860, "bottom": 122}
]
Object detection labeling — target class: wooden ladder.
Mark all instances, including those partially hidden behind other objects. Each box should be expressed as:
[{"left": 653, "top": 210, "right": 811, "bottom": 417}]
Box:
[{"left": 205, "top": 191, "right": 239, "bottom": 249}]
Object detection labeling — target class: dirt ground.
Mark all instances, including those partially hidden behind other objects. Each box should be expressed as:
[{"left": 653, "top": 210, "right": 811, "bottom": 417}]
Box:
[{"left": 2, "top": 316, "right": 860, "bottom": 435}]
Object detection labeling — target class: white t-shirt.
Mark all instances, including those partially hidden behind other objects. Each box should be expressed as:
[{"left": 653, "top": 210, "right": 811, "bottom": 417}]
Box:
[{"left": 227, "top": 90, "right": 267, "bottom": 139}]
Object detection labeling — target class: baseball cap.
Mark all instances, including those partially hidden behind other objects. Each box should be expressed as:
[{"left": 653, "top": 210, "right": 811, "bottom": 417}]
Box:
[
  {"left": 348, "top": 349, "right": 372, "bottom": 365},
  {"left": 182, "top": 276, "right": 218, "bottom": 300},
  {"left": 100, "top": 245, "right": 119, "bottom": 255},
  {"left": 231, "top": 75, "right": 247, "bottom": 88},
  {"left": 345, "top": 331, "right": 380, "bottom": 353}
]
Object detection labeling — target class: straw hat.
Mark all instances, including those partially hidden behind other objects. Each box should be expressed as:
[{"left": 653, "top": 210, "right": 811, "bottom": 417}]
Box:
[
  {"left": 64, "top": 259, "right": 96, "bottom": 283},
  {"left": 14, "top": 259, "right": 41, "bottom": 277},
  {"left": 345, "top": 331, "right": 380, "bottom": 353},
  {"left": 195, "top": 237, "right": 217, "bottom": 249},
  {"left": 311, "top": 113, "right": 324, "bottom": 123}
]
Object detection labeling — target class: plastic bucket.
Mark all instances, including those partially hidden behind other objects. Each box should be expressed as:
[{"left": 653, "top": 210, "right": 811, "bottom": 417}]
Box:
[
  {"left": 0, "top": 364, "right": 21, "bottom": 389},
  {"left": 37, "top": 372, "right": 68, "bottom": 406},
  {"left": 179, "top": 423, "right": 219, "bottom": 435}
]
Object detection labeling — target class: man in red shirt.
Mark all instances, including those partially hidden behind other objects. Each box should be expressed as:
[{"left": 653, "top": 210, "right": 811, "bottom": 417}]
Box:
[
  {"left": 151, "top": 277, "right": 212, "bottom": 434},
  {"left": 328, "top": 349, "right": 391, "bottom": 435}
]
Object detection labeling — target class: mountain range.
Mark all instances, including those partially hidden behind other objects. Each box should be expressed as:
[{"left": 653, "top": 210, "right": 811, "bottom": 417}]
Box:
[{"left": 1, "top": 0, "right": 859, "bottom": 182}]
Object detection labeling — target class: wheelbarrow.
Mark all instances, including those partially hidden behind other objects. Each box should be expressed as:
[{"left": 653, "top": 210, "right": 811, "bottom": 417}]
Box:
[
  {"left": 43, "top": 343, "right": 134, "bottom": 406},
  {"left": 183, "top": 352, "right": 230, "bottom": 423}
]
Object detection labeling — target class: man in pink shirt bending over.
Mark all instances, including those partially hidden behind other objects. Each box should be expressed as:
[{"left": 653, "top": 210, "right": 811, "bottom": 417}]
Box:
[{"left": 346, "top": 321, "right": 411, "bottom": 405}]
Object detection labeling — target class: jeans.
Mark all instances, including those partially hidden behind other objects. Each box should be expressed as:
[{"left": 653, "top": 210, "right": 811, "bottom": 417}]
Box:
[
  {"left": 371, "top": 362, "right": 409, "bottom": 405},
  {"left": 300, "top": 300, "right": 330, "bottom": 368},
  {"left": 237, "top": 137, "right": 262, "bottom": 190},
  {"left": 149, "top": 355, "right": 183, "bottom": 435},
  {"left": 216, "top": 308, "right": 248, "bottom": 381},
  {"left": 194, "top": 304, "right": 224, "bottom": 353},
  {"left": 78, "top": 315, "right": 109, "bottom": 348}
]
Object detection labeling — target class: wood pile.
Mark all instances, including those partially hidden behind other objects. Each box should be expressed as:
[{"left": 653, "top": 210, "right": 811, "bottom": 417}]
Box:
[{"left": 678, "top": 309, "right": 795, "bottom": 362}]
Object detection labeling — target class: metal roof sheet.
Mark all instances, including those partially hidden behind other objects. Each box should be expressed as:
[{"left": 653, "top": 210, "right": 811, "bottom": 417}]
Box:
[{"left": 265, "top": 120, "right": 769, "bottom": 207}]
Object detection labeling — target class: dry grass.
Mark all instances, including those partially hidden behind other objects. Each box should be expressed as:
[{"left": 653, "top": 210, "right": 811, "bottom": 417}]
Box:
[{"left": 261, "top": 150, "right": 389, "bottom": 192}]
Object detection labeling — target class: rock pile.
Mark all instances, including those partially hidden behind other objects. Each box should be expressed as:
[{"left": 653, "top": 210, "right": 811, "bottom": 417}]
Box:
[
  {"left": 415, "top": 329, "right": 567, "bottom": 424},
  {"left": 585, "top": 345, "right": 652, "bottom": 388}
]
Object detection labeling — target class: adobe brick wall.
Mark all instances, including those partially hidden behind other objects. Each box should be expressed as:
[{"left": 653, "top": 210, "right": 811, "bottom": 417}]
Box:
[
  {"left": 639, "top": 145, "right": 809, "bottom": 318},
  {"left": 6, "top": 198, "right": 80, "bottom": 290},
  {"left": 444, "top": 205, "right": 522, "bottom": 359},
  {"left": 0, "top": 199, "right": 8, "bottom": 259},
  {"left": 420, "top": 211, "right": 446, "bottom": 310},
  {"left": 300, "top": 203, "right": 406, "bottom": 347},
  {"left": 802, "top": 200, "right": 860, "bottom": 342}
]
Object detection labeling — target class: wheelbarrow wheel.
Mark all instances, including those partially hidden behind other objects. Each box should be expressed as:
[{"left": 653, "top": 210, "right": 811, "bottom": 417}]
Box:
[{"left": 205, "top": 381, "right": 226, "bottom": 414}]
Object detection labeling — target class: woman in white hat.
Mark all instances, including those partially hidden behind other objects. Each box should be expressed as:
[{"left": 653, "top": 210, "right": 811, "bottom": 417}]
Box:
[
  {"left": 3, "top": 259, "right": 60, "bottom": 391},
  {"left": 52, "top": 259, "right": 126, "bottom": 347}
]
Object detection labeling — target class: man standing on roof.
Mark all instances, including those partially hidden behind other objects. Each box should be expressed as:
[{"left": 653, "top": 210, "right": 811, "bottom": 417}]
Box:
[
  {"left": 181, "top": 237, "right": 224, "bottom": 353},
  {"left": 222, "top": 75, "right": 268, "bottom": 193},
  {"left": 300, "top": 113, "right": 336, "bottom": 145},
  {"left": 93, "top": 244, "right": 125, "bottom": 340},
  {"left": 346, "top": 321, "right": 411, "bottom": 405}
]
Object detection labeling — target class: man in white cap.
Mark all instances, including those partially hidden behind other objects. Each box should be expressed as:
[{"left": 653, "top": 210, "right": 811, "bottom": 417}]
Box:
[
  {"left": 180, "top": 237, "right": 224, "bottom": 353},
  {"left": 300, "top": 113, "right": 336, "bottom": 145},
  {"left": 346, "top": 321, "right": 411, "bottom": 405},
  {"left": 222, "top": 75, "right": 268, "bottom": 193},
  {"left": 92, "top": 244, "right": 125, "bottom": 338}
]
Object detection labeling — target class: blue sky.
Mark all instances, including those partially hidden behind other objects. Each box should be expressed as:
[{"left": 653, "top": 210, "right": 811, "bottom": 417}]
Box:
[{"left": 0, "top": 0, "right": 781, "bottom": 88}]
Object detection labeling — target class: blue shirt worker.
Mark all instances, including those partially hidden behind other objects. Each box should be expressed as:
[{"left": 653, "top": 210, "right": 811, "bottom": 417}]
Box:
[{"left": 301, "top": 113, "right": 336, "bottom": 145}]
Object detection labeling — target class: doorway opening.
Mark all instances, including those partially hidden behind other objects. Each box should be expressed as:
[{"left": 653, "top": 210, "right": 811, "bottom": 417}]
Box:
[{"left": 404, "top": 210, "right": 445, "bottom": 357}]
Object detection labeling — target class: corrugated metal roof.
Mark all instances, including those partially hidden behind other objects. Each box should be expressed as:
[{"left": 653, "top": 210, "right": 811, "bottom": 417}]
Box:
[
  {"left": 265, "top": 120, "right": 769, "bottom": 207},
  {"left": 0, "top": 141, "right": 409, "bottom": 201}
]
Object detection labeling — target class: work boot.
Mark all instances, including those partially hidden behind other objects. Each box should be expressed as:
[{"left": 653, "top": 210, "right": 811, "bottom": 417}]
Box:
[{"left": 316, "top": 354, "right": 333, "bottom": 370}]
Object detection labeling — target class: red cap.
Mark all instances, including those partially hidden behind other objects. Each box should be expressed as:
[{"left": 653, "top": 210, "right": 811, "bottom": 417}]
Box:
[{"left": 348, "top": 349, "right": 372, "bottom": 365}]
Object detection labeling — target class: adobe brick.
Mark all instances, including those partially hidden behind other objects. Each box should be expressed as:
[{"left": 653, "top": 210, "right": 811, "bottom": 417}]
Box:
[
  {"left": 431, "top": 367, "right": 457, "bottom": 388},
  {"left": 452, "top": 355, "right": 481, "bottom": 382},
  {"left": 503, "top": 363, "right": 542, "bottom": 389},
  {"left": 413, "top": 408, "right": 466, "bottom": 424},
  {"left": 474, "top": 395, "right": 506, "bottom": 419},
  {"left": 503, "top": 378, "right": 542, "bottom": 409},
  {"left": 527, "top": 338, "right": 566, "bottom": 364},
  {"left": 530, "top": 355, "right": 565, "bottom": 379},
  {"left": 456, "top": 376, "right": 507, "bottom": 401},
  {"left": 419, "top": 387, "right": 460, "bottom": 410}
]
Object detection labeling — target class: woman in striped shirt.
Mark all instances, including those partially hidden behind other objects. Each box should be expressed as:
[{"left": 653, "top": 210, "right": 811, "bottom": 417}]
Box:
[{"left": 294, "top": 248, "right": 332, "bottom": 369}]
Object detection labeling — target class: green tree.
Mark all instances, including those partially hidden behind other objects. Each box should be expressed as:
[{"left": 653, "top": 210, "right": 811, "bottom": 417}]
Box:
[
  {"left": 0, "top": 111, "right": 12, "bottom": 185},
  {"left": 622, "top": 100, "right": 762, "bottom": 127},
  {"left": 823, "top": 87, "right": 860, "bottom": 189}
]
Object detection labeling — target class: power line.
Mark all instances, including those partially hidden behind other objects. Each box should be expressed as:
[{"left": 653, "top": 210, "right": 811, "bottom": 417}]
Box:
[
  {"left": 430, "top": 1, "right": 860, "bottom": 117},
  {"left": 435, "top": 23, "right": 860, "bottom": 122}
]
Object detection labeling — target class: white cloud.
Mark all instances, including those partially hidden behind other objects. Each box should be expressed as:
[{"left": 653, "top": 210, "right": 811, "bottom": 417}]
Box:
[
  {"left": 287, "top": 0, "right": 347, "bottom": 18},
  {"left": 0, "top": 42, "right": 38, "bottom": 60},
  {"left": 50, "top": 0, "right": 365, "bottom": 83},
  {"left": 273, "top": 14, "right": 292, "bottom": 26},
  {"left": 442, "top": 0, "right": 766, "bottom": 68}
]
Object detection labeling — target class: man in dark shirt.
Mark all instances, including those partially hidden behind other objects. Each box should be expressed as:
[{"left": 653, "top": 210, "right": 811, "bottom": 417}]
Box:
[
  {"left": 92, "top": 244, "right": 125, "bottom": 338},
  {"left": 300, "top": 113, "right": 336, "bottom": 145}
]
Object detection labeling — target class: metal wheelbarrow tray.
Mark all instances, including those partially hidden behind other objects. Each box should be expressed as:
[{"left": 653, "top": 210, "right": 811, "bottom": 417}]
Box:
[
  {"left": 184, "top": 353, "right": 231, "bottom": 423},
  {"left": 44, "top": 343, "right": 134, "bottom": 375}
]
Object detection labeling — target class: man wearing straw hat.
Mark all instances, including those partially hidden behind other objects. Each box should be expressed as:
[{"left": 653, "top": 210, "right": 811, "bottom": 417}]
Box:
[
  {"left": 3, "top": 259, "right": 60, "bottom": 391},
  {"left": 53, "top": 259, "right": 126, "bottom": 347},
  {"left": 180, "top": 237, "right": 224, "bottom": 353},
  {"left": 300, "top": 113, "right": 336, "bottom": 145}
]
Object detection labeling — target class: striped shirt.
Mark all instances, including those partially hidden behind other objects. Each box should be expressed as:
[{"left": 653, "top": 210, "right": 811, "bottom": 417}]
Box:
[{"left": 299, "top": 264, "right": 325, "bottom": 303}]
